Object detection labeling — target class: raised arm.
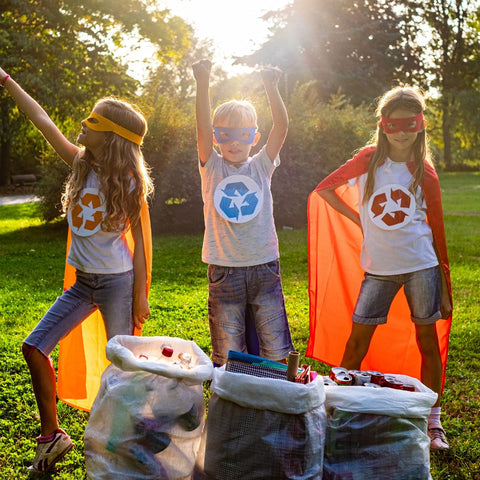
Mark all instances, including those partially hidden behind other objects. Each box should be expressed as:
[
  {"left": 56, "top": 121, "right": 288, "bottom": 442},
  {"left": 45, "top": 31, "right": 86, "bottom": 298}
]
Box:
[
  {"left": 0, "top": 69, "right": 79, "bottom": 167},
  {"left": 192, "top": 60, "right": 213, "bottom": 166},
  {"left": 261, "top": 67, "right": 289, "bottom": 162}
]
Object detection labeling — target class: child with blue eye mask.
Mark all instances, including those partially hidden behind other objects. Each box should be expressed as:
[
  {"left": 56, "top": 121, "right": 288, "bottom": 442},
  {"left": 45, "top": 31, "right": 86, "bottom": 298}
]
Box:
[{"left": 192, "top": 59, "right": 294, "bottom": 367}]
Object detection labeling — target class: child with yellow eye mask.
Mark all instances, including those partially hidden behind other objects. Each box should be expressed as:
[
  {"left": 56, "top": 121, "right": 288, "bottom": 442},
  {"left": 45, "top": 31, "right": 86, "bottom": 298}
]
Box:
[{"left": 0, "top": 66, "right": 153, "bottom": 472}]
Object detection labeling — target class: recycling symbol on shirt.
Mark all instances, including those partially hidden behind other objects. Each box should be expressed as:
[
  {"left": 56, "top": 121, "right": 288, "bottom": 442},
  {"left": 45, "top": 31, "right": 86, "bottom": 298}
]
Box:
[
  {"left": 367, "top": 184, "right": 415, "bottom": 230},
  {"left": 67, "top": 188, "right": 106, "bottom": 236},
  {"left": 214, "top": 174, "right": 263, "bottom": 223}
]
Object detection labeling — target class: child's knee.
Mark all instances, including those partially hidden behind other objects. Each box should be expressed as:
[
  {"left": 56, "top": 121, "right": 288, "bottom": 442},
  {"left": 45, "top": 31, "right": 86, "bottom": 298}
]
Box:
[
  {"left": 22, "top": 343, "right": 54, "bottom": 369},
  {"left": 22, "top": 342, "right": 37, "bottom": 361},
  {"left": 22, "top": 343, "right": 50, "bottom": 365}
]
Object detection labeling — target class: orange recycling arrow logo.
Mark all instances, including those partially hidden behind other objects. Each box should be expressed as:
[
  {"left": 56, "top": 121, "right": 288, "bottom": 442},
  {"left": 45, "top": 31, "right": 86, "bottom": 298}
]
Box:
[{"left": 67, "top": 188, "right": 105, "bottom": 237}]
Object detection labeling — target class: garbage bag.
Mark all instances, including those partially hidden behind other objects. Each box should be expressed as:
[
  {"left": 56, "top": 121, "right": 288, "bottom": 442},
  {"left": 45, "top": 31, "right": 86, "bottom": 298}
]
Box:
[
  {"left": 323, "top": 374, "right": 437, "bottom": 480},
  {"left": 196, "top": 366, "right": 327, "bottom": 480},
  {"left": 85, "top": 335, "right": 213, "bottom": 480}
]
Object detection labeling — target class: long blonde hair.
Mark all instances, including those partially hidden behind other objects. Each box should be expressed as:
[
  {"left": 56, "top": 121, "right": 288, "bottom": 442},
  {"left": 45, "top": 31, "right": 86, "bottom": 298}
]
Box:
[
  {"left": 62, "top": 98, "right": 153, "bottom": 230},
  {"left": 363, "top": 86, "right": 433, "bottom": 202}
]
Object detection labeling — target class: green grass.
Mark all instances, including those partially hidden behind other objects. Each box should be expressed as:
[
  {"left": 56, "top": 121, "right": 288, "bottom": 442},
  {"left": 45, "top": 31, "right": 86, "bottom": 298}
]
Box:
[{"left": 0, "top": 172, "right": 479, "bottom": 479}]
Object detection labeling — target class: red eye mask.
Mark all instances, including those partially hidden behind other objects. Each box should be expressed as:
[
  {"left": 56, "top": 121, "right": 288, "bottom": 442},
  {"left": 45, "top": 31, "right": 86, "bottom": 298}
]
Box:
[{"left": 380, "top": 112, "right": 424, "bottom": 133}]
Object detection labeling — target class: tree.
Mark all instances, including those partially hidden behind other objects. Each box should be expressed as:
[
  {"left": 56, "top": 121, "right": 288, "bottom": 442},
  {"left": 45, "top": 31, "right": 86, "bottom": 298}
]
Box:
[
  {"left": 0, "top": 0, "right": 192, "bottom": 186},
  {"left": 404, "top": 0, "right": 480, "bottom": 169},
  {"left": 235, "top": 0, "right": 424, "bottom": 105}
]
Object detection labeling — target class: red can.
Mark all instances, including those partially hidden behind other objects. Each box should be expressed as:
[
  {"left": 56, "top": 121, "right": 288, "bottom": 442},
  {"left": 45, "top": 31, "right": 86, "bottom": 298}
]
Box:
[
  {"left": 365, "top": 370, "right": 384, "bottom": 385},
  {"left": 329, "top": 367, "right": 353, "bottom": 385},
  {"left": 382, "top": 375, "right": 403, "bottom": 389}
]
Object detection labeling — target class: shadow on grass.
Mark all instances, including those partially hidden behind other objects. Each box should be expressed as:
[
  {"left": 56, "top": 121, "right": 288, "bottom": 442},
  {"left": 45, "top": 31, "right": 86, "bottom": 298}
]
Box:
[
  {"left": 0, "top": 201, "right": 67, "bottom": 245},
  {"left": 0, "top": 219, "right": 68, "bottom": 243}
]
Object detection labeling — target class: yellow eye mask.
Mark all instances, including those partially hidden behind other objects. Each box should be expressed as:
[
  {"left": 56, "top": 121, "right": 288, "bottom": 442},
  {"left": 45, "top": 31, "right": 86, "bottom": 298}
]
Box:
[{"left": 83, "top": 112, "right": 143, "bottom": 146}]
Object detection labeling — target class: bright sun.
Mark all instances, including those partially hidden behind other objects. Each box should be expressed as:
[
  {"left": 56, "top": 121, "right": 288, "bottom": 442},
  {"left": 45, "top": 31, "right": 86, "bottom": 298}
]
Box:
[
  {"left": 161, "top": 0, "right": 292, "bottom": 70},
  {"left": 123, "top": 0, "right": 292, "bottom": 81}
]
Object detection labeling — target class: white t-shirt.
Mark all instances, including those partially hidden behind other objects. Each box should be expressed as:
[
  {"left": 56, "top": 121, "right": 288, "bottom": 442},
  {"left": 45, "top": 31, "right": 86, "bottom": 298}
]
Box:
[
  {"left": 349, "top": 158, "right": 438, "bottom": 275},
  {"left": 199, "top": 146, "right": 280, "bottom": 266},
  {"left": 67, "top": 170, "right": 133, "bottom": 273}
]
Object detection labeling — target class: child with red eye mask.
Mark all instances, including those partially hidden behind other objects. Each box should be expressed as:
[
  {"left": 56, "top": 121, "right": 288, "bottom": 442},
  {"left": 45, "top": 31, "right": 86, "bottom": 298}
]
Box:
[{"left": 308, "top": 86, "right": 452, "bottom": 450}]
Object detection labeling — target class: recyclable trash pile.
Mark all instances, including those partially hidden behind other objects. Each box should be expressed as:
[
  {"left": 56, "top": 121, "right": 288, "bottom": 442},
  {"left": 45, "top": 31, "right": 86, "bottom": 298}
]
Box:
[
  {"left": 326, "top": 367, "right": 417, "bottom": 391},
  {"left": 84, "top": 336, "right": 213, "bottom": 480},
  {"left": 83, "top": 338, "right": 437, "bottom": 480},
  {"left": 195, "top": 351, "right": 327, "bottom": 480},
  {"left": 322, "top": 367, "right": 437, "bottom": 480}
]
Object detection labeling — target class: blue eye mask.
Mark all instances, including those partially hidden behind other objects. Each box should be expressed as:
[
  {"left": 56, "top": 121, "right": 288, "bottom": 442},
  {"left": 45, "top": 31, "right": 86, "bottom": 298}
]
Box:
[{"left": 213, "top": 126, "right": 257, "bottom": 144}]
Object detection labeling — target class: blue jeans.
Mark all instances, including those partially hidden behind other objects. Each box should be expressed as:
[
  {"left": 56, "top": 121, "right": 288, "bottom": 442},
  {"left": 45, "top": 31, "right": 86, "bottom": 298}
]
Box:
[
  {"left": 207, "top": 260, "right": 294, "bottom": 366},
  {"left": 24, "top": 269, "right": 134, "bottom": 356},
  {"left": 353, "top": 266, "right": 442, "bottom": 326}
]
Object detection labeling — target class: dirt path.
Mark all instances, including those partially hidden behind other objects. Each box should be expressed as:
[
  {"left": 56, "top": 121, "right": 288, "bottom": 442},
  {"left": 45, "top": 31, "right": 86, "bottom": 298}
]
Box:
[{"left": 0, "top": 194, "right": 40, "bottom": 206}]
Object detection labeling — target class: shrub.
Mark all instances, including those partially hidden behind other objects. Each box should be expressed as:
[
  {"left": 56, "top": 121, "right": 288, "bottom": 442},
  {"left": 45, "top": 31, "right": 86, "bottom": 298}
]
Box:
[
  {"left": 268, "top": 84, "right": 374, "bottom": 227},
  {"left": 35, "top": 152, "right": 70, "bottom": 222}
]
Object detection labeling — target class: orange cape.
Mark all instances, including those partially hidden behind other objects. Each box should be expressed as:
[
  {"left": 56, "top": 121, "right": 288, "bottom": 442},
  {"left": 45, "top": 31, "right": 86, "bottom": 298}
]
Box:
[
  {"left": 56, "top": 201, "right": 152, "bottom": 411},
  {"left": 306, "top": 147, "right": 452, "bottom": 389}
]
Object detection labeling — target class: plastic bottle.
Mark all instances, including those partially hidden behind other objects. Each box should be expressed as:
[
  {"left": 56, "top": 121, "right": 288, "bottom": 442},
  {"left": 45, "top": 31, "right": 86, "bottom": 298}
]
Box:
[
  {"left": 178, "top": 352, "right": 192, "bottom": 369},
  {"left": 177, "top": 404, "right": 200, "bottom": 431}
]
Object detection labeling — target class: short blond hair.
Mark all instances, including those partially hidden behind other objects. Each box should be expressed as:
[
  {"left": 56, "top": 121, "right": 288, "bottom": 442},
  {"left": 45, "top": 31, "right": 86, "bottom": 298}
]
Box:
[{"left": 213, "top": 100, "right": 257, "bottom": 127}]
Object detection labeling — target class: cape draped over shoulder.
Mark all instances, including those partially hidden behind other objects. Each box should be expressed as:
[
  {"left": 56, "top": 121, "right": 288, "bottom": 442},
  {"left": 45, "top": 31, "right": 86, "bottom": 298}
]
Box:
[
  {"left": 56, "top": 200, "right": 152, "bottom": 411},
  {"left": 306, "top": 146, "right": 452, "bottom": 390}
]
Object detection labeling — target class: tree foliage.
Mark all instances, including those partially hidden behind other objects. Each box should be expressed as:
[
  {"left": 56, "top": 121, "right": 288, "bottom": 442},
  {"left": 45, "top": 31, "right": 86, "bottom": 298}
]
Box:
[
  {"left": 236, "top": 0, "right": 424, "bottom": 104},
  {"left": 0, "top": 0, "right": 192, "bottom": 185},
  {"left": 403, "top": 0, "right": 480, "bottom": 168},
  {"left": 3, "top": 0, "right": 480, "bottom": 232}
]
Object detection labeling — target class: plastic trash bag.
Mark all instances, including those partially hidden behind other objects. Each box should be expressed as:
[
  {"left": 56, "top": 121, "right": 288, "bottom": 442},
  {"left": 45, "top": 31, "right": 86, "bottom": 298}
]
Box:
[
  {"left": 85, "top": 335, "right": 213, "bottom": 480},
  {"left": 195, "top": 366, "right": 327, "bottom": 480},
  {"left": 323, "top": 374, "right": 437, "bottom": 480}
]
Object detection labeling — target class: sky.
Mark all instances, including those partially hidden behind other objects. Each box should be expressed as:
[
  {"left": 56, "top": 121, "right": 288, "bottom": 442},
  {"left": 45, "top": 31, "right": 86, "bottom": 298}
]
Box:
[{"left": 160, "top": 0, "right": 293, "bottom": 74}]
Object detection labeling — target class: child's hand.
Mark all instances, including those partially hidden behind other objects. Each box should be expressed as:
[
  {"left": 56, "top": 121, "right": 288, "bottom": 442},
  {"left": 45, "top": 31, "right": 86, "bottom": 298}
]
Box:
[
  {"left": 260, "top": 66, "right": 282, "bottom": 87},
  {"left": 192, "top": 60, "right": 212, "bottom": 83},
  {"left": 133, "top": 293, "right": 150, "bottom": 329}
]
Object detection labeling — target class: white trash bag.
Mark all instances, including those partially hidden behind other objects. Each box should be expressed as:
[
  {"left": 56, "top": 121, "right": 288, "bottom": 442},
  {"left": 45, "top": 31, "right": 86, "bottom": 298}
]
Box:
[
  {"left": 195, "top": 366, "right": 327, "bottom": 480},
  {"left": 323, "top": 374, "right": 437, "bottom": 480},
  {"left": 85, "top": 335, "right": 213, "bottom": 480}
]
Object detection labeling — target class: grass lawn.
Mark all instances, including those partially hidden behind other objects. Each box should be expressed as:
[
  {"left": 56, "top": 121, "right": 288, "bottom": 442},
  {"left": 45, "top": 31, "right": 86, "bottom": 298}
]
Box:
[{"left": 0, "top": 172, "right": 479, "bottom": 479}]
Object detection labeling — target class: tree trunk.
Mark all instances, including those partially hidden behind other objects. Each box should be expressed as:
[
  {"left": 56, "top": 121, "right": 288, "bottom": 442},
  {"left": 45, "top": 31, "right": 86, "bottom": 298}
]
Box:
[{"left": 441, "top": 94, "right": 452, "bottom": 170}]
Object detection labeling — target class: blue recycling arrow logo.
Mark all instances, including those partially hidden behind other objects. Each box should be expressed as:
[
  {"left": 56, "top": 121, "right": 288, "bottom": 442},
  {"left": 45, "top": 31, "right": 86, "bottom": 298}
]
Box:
[{"left": 214, "top": 175, "right": 263, "bottom": 223}]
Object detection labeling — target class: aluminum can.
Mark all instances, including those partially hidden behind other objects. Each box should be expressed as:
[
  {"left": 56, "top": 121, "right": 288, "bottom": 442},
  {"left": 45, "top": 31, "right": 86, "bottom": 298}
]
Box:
[
  {"left": 382, "top": 375, "right": 404, "bottom": 389},
  {"left": 348, "top": 370, "right": 371, "bottom": 385},
  {"left": 365, "top": 370, "right": 384, "bottom": 385},
  {"left": 363, "top": 382, "right": 381, "bottom": 388},
  {"left": 329, "top": 367, "right": 353, "bottom": 385}
]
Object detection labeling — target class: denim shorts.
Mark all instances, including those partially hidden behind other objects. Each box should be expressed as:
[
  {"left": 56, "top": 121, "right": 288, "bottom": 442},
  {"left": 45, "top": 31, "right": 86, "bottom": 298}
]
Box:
[
  {"left": 353, "top": 266, "right": 442, "bottom": 326},
  {"left": 24, "top": 269, "right": 134, "bottom": 357},
  {"left": 207, "top": 260, "right": 294, "bottom": 365}
]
